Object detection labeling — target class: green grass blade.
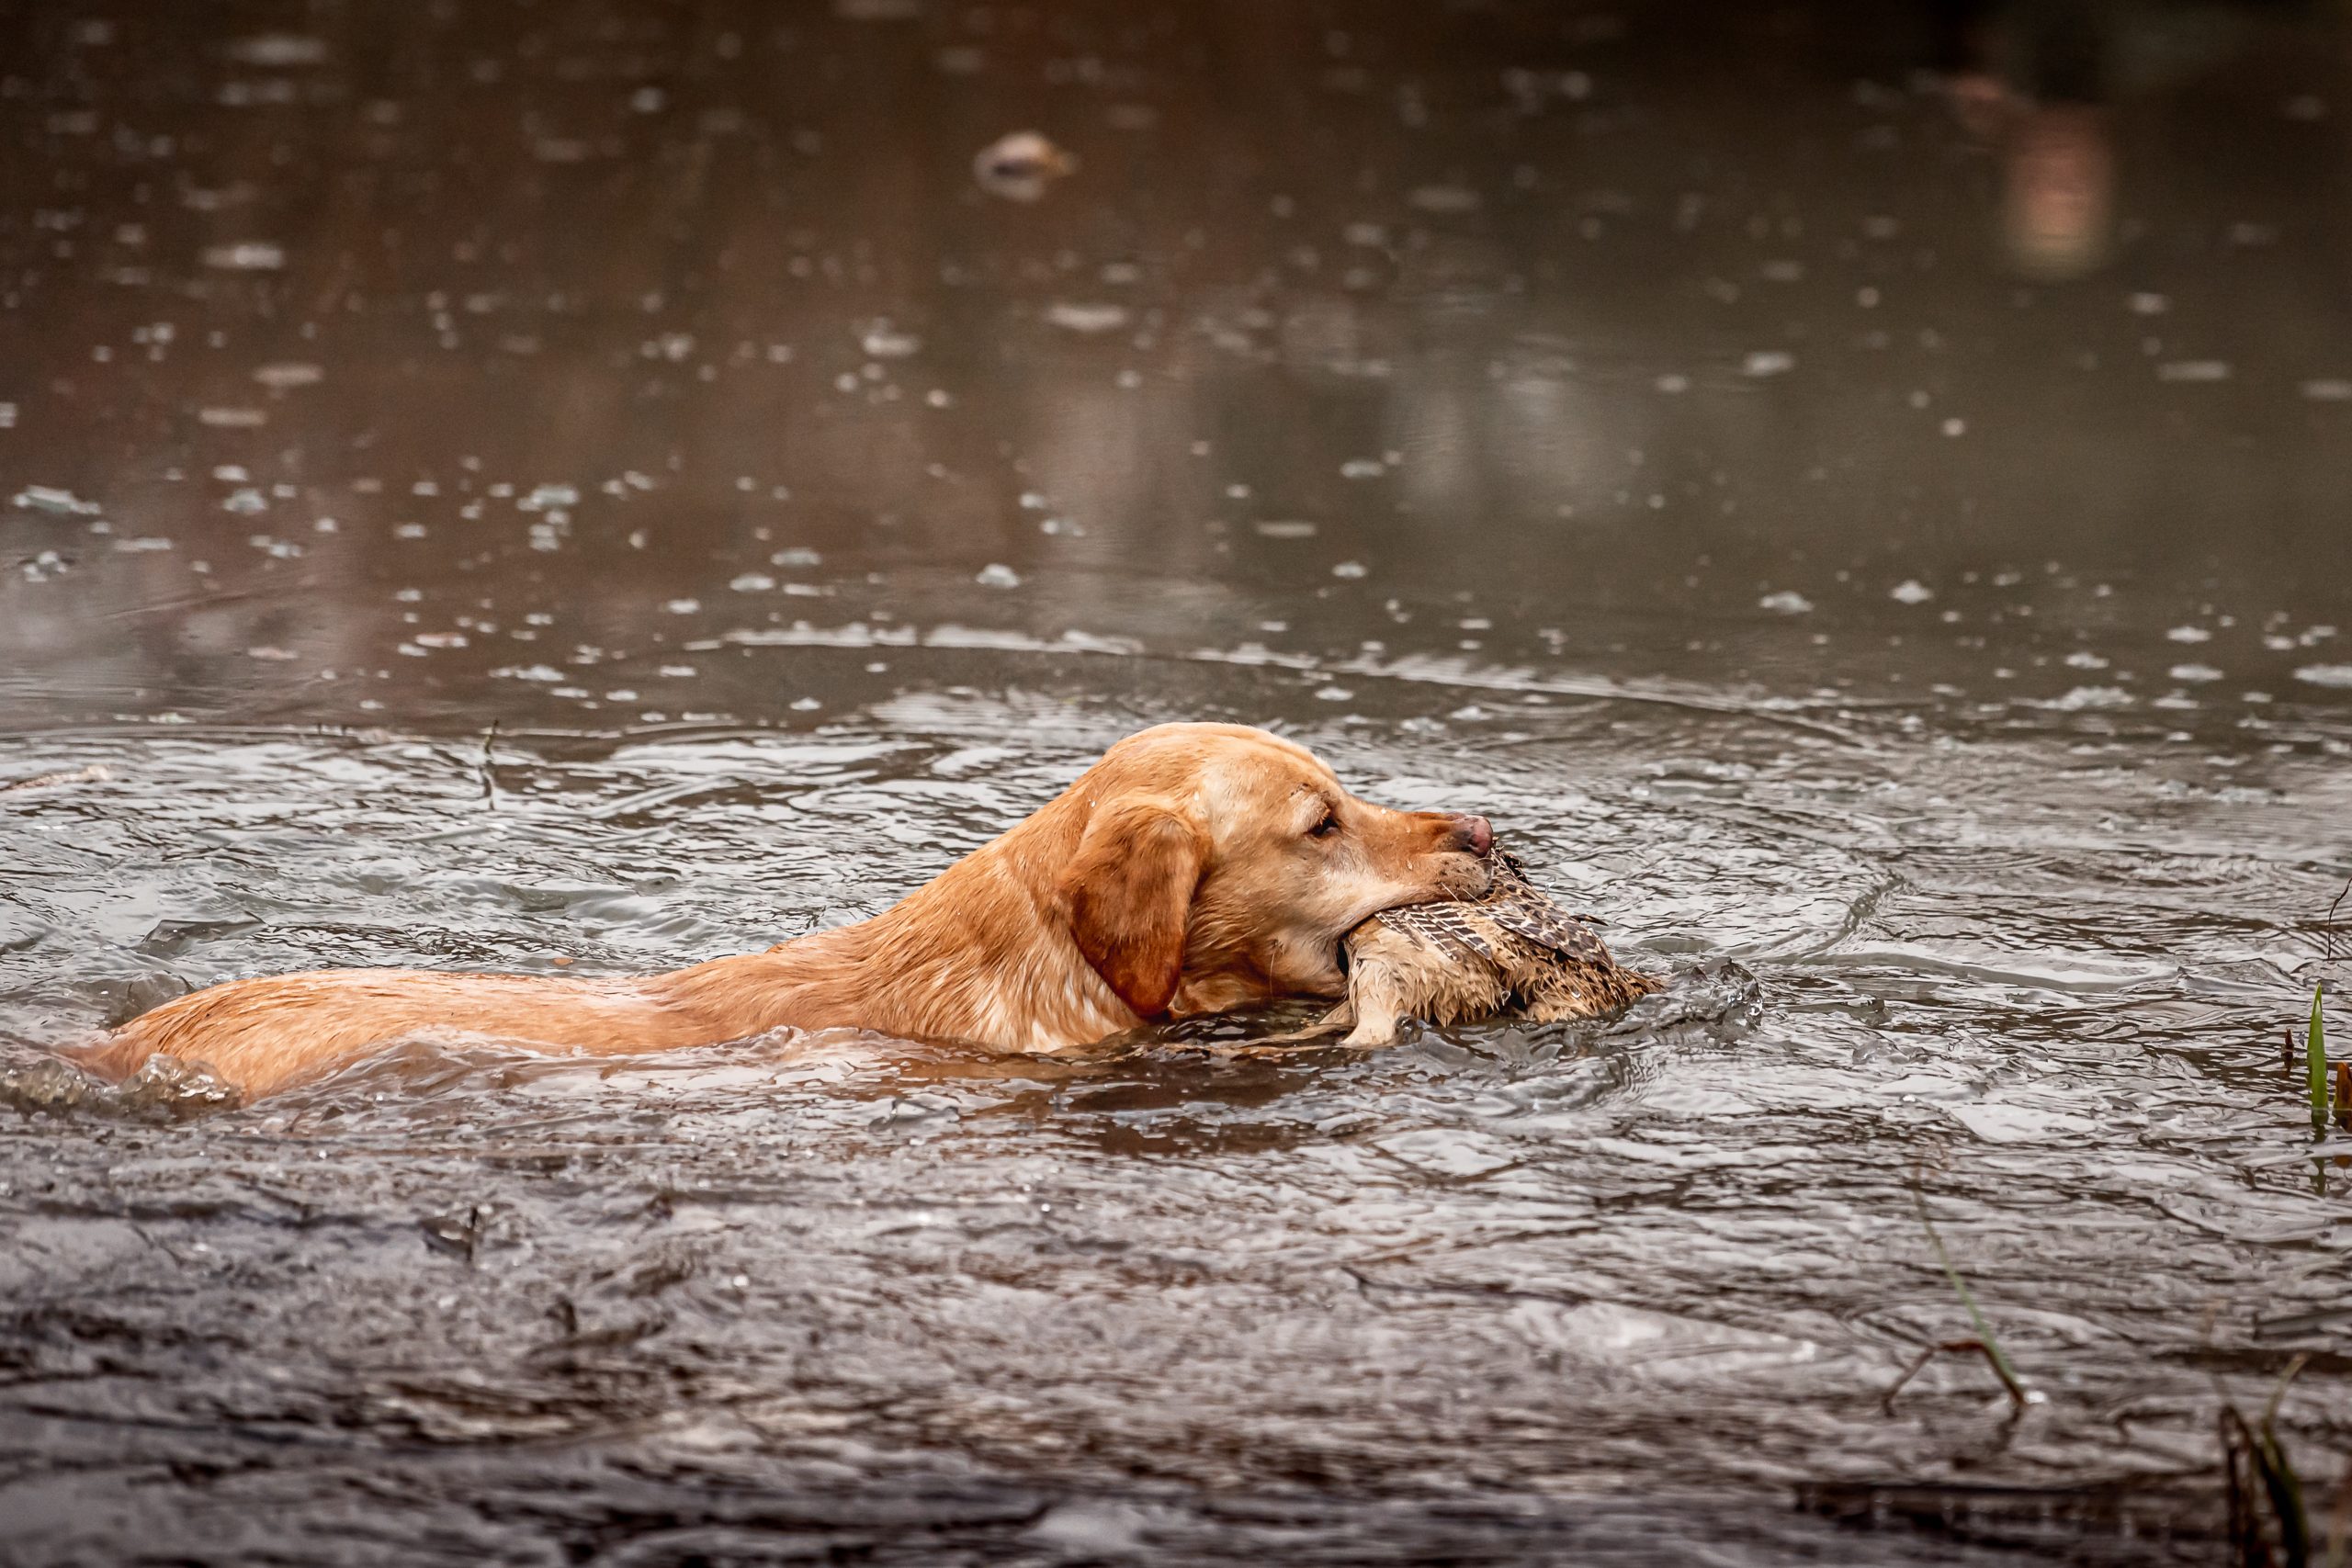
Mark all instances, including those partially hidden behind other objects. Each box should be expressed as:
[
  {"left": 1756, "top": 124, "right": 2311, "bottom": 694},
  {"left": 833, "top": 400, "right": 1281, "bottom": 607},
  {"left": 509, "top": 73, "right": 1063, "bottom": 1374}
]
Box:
[
  {"left": 2313, "top": 985, "right": 2330, "bottom": 1138},
  {"left": 1912, "top": 1189, "right": 2028, "bottom": 1402}
]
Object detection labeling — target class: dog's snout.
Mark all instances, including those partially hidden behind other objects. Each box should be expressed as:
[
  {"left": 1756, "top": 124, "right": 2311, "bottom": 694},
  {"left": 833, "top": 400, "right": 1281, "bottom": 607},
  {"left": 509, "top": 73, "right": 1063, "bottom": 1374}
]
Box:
[{"left": 1446, "top": 813, "right": 1493, "bottom": 857}]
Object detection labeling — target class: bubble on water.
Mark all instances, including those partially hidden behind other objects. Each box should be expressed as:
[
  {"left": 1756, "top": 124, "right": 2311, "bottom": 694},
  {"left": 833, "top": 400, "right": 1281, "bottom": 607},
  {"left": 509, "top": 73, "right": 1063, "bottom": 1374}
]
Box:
[
  {"left": 2064, "top": 649, "right": 2109, "bottom": 669},
  {"left": 2158, "top": 361, "right": 2230, "bottom": 382},
  {"left": 1340, "top": 458, "right": 1385, "bottom": 479},
  {"left": 1743, "top": 350, "right": 1794, "bottom": 378},
  {"left": 1254, "top": 520, "right": 1317, "bottom": 538},
  {"left": 491, "top": 664, "right": 565, "bottom": 682},
  {"left": 1408, "top": 184, "right": 1480, "bottom": 213},
  {"left": 2040, "top": 685, "right": 2134, "bottom": 709},
  {"left": 2293, "top": 664, "right": 2352, "bottom": 688},
  {"left": 2128, "top": 292, "right": 2169, "bottom": 315},
  {"left": 975, "top": 563, "right": 1022, "bottom": 588},
  {"left": 860, "top": 321, "right": 920, "bottom": 357},
  {"left": 1758, "top": 591, "right": 1813, "bottom": 615},
  {"left": 1332, "top": 560, "right": 1367, "bottom": 579},
  {"left": 253, "top": 363, "right": 322, "bottom": 389},
  {"left": 730, "top": 573, "right": 775, "bottom": 592},
  {"left": 2166, "top": 626, "right": 2211, "bottom": 643},
  {"left": 2168, "top": 663, "right": 2222, "bottom": 682},
  {"left": 12, "top": 485, "right": 99, "bottom": 515},
  {"left": 2301, "top": 378, "right": 2352, "bottom": 400},
  {"left": 771, "top": 547, "right": 822, "bottom": 568},
  {"left": 221, "top": 488, "right": 267, "bottom": 513},
  {"left": 1045, "top": 302, "right": 1128, "bottom": 333},
  {"left": 229, "top": 34, "right": 327, "bottom": 66},
  {"left": 1889, "top": 580, "right": 1933, "bottom": 604},
  {"left": 199, "top": 407, "right": 266, "bottom": 427},
  {"left": 202, "top": 243, "right": 284, "bottom": 270}
]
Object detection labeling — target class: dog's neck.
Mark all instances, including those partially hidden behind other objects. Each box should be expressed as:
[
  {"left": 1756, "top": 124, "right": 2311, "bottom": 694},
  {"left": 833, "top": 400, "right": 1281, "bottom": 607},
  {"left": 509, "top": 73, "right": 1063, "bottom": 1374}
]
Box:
[{"left": 653, "top": 812, "right": 1139, "bottom": 1052}]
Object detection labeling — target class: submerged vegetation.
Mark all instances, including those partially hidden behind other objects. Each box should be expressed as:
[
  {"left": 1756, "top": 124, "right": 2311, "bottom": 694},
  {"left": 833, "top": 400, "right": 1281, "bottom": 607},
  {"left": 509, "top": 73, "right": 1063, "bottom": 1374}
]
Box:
[
  {"left": 2221, "top": 1358, "right": 2352, "bottom": 1568},
  {"left": 1885, "top": 1187, "right": 2032, "bottom": 1413}
]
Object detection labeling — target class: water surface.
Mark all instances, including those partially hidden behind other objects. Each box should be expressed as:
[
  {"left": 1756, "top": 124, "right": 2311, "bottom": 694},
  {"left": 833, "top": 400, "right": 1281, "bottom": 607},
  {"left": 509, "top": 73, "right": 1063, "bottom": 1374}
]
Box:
[{"left": 5, "top": 0, "right": 2351, "bottom": 1562}]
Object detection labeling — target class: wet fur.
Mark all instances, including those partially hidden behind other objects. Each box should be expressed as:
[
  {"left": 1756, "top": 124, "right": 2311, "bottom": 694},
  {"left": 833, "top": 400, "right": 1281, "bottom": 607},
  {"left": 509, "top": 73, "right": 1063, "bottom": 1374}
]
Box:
[{"left": 77, "top": 724, "right": 1490, "bottom": 1098}]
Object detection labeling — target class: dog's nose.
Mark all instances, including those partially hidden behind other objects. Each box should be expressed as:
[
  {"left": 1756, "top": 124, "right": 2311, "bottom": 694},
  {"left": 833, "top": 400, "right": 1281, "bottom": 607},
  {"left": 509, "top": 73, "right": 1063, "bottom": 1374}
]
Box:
[{"left": 1447, "top": 814, "right": 1492, "bottom": 857}]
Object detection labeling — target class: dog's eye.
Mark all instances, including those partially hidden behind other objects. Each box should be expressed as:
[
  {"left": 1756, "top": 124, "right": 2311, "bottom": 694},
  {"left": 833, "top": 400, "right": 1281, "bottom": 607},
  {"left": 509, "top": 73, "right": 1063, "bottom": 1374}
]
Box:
[{"left": 1308, "top": 811, "right": 1341, "bottom": 839}]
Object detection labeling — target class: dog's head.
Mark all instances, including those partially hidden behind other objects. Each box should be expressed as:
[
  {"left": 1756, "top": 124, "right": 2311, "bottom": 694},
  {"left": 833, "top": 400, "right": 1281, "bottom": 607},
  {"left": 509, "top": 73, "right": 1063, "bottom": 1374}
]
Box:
[{"left": 1051, "top": 724, "right": 1490, "bottom": 1018}]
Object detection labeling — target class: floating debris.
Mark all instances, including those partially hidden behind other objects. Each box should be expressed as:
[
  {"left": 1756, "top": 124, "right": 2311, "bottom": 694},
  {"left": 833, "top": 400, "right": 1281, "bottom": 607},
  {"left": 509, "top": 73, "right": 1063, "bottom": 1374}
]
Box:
[
  {"left": 0, "top": 763, "right": 110, "bottom": 794},
  {"left": 974, "top": 131, "right": 1075, "bottom": 201}
]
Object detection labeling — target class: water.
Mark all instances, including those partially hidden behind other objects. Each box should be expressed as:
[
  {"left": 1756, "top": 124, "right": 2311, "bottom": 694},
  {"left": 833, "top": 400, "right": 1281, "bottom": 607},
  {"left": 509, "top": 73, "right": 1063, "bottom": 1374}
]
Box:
[{"left": 5, "top": 0, "right": 2351, "bottom": 1562}]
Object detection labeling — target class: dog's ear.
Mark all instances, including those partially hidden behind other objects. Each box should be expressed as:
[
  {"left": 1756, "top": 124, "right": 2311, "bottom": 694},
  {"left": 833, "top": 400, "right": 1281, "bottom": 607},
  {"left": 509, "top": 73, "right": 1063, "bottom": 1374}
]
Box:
[{"left": 1057, "top": 795, "right": 1207, "bottom": 1019}]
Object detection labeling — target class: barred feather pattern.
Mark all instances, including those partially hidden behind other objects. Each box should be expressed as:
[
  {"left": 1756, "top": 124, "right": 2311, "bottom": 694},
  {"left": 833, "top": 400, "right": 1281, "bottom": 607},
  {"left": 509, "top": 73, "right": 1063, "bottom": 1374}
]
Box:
[
  {"left": 1325, "top": 843, "right": 1657, "bottom": 1045},
  {"left": 1371, "top": 849, "right": 1611, "bottom": 966}
]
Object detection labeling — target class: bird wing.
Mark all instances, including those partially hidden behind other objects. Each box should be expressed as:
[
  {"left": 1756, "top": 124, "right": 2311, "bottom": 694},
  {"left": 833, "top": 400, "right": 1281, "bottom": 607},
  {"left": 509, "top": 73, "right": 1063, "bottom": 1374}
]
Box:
[
  {"left": 1478, "top": 847, "right": 1613, "bottom": 962},
  {"left": 1367, "top": 843, "right": 1612, "bottom": 965},
  {"left": 1484, "top": 894, "right": 1612, "bottom": 964},
  {"left": 1373, "top": 898, "right": 1503, "bottom": 962}
]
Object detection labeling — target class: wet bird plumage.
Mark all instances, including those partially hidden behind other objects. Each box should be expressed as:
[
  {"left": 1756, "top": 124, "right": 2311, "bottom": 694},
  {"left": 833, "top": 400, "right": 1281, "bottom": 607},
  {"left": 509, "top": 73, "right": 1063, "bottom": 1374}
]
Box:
[{"left": 1321, "top": 847, "right": 1657, "bottom": 1045}]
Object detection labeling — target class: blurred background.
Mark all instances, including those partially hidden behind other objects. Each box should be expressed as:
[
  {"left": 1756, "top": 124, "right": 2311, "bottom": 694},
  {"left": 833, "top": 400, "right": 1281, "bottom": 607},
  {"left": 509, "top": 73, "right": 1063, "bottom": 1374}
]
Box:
[
  {"left": 5, "top": 4, "right": 2352, "bottom": 1566},
  {"left": 4, "top": 0, "right": 2351, "bottom": 728}
]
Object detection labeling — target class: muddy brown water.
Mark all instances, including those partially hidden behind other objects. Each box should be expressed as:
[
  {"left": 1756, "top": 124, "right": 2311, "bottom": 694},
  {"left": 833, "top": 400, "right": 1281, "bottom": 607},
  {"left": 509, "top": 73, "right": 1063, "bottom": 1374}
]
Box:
[{"left": 4, "top": 1, "right": 2351, "bottom": 1562}]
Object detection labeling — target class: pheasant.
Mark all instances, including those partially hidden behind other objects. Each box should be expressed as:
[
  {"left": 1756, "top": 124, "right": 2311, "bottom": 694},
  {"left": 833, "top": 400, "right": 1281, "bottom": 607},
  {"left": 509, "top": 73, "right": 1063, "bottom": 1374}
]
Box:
[{"left": 1317, "top": 846, "right": 1657, "bottom": 1045}]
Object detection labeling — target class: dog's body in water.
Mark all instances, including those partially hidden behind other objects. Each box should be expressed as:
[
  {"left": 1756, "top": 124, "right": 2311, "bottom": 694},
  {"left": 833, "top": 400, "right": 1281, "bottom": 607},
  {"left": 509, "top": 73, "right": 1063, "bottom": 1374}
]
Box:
[{"left": 80, "top": 724, "right": 1496, "bottom": 1098}]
